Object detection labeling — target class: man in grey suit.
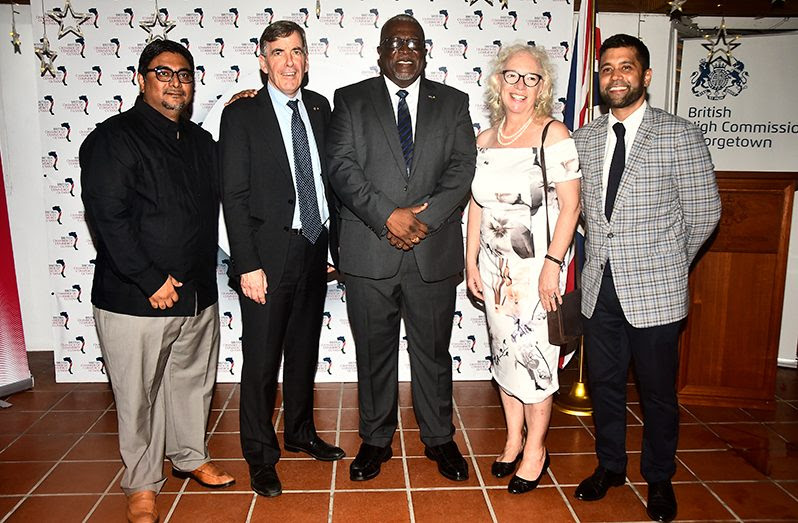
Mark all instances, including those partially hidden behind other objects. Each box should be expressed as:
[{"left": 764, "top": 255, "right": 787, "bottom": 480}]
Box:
[
  {"left": 327, "top": 14, "right": 476, "bottom": 482},
  {"left": 572, "top": 34, "right": 721, "bottom": 522}
]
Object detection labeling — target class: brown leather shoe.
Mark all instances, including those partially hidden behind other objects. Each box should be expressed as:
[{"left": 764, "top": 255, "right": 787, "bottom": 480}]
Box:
[
  {"left": 173, "top": 461, "right": 235, "bottom": 488},
  {"left": 126, "top": 490, "right": 158, "bottom": 523}
]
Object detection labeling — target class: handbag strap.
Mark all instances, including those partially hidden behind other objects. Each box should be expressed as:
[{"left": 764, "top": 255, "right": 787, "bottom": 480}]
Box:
[
  {"left": 538, "top": 120, "right": 555, "bottom": 247},
  {"left": 537, "top": 120, "right": 582, "bottom": 290}
]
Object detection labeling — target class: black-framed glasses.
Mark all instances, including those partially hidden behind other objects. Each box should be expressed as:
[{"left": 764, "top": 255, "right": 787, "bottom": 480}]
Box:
[
  {"left": 380, "top": 37, "right": 423, "bottom": 51},
  {"left": 146, "top": 66, "right": 195, "bottom": 84},
  {"left": 502, "top": 70, "right": 543, "bottom": 88}
]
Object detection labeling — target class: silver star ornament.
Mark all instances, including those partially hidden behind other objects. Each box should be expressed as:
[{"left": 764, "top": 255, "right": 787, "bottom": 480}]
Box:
[
  {"left": 140, "top": 3, "right": 176, "bottom": 44},
  {"left": 35, "top": 36, "right": 58, "bottom": 77},
  {"left": 46, "top": 0, "right": 91, "bottom": 39}
]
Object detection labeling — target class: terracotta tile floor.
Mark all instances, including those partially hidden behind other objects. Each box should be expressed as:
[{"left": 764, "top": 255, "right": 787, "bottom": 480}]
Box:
[{"left": 1, "top": 352, "right": 797, "bottom": 522}]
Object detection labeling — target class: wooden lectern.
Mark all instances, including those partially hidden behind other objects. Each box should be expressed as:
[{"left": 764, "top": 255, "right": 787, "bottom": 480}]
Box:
[{"left": 678, "top": 172, "right": 797, "bottom": 410}]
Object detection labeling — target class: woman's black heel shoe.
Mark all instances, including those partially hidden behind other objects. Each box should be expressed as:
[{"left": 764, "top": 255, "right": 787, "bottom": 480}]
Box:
[
  {"left": 491, "top": 452, "right": 522, "bottom": 478},
  {"left": 508, "top": 450, "right": 550, "bottom": 494}
]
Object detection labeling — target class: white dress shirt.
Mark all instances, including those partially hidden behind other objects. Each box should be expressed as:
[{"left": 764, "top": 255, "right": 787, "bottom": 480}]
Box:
[
  {"left": 601, "top": 101, "right": 648, "bottom": 205},
  {"left": 267, "top": 82, "right": 329, "bottom": 230},
  {"left": 383, "top": 75, "right": 420, "bottom": 138}
]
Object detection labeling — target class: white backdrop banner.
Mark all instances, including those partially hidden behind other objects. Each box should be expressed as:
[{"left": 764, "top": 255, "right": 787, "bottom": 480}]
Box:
[
  {"left": 31, "top": 0, "right": 574, "bottom": 383},
  {"left": 677, "top": 31, "right": 798, "bottom": 171}
]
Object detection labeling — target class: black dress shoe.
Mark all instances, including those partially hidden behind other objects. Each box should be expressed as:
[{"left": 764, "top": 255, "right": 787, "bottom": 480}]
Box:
[
  {"left": 250, "top": 464, "right": 281, "bottom": 497},
  {"left": 424, "top": 441, "right": 469, "bottom": 481},
  {"left": 574, "top": 466, "right": 626, "bottom": 501},
  {"left": 508, "top": 450, "right": 550, "bottom": 494},
  {"left": 646, "top": 480, "right": 677, "bottom": 522},
  {"left": 350, "top": 443, "right": 392, "bottom": 481},
  {"left": 491, "top": 453, "right": 522, "bottom": 478},
  {"left": 284, "top": 436, "right": 346, "bottom": 461}
]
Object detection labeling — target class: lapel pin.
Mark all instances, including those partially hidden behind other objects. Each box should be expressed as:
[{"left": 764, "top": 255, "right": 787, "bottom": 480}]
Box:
[
  {"left": 427, "top": 94, "right": 436, "bottom": 99},
  {"left": 312, "top": 106, "right": 320, "bottom": 111}
]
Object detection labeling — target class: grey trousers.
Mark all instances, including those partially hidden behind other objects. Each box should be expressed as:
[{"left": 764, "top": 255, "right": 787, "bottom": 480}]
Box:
[{"left": 94, "top": 303, "right": 220, "bottom": 495}]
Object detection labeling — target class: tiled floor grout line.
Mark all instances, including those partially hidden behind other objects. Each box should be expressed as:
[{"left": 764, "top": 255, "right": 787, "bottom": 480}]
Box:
[
  {"left": 244, "top": 493, "right": 257, "bottom": 522},
  {"left": 326, "top": 382, "right": 344, "bottom": 523},
  {"left": 82, "top": 464, "right": 125, "bottom": 522},
  {"left": 1, "top": 395, "right": 114, "bottom": 523},
  {"left": 452, "top": 397, "right": 497, "bottom": 523},
  {"left": 675, "top": 453, "right": 744, "bottom": 522},
  {"left": 398, "top": 399, "right": 416, "bottom": 523},
  {"left": 546, "top": 466, "right": 581, "bottom": 522}
]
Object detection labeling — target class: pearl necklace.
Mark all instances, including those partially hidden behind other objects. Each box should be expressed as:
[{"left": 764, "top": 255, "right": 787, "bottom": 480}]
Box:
[{"left": 496, "top": 116, "right": 533, "bottom": 146}]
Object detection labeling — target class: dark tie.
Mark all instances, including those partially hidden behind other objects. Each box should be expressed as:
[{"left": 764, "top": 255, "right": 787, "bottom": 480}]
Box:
[
  {"left": 287, "top": 100, "right": 323, "bottom": 244},
  {"left": 604, "top": 122, "right": 626, "bottom": 221},
  {"left": 396, "top": 89, "right": 413, "bottom": 175}
]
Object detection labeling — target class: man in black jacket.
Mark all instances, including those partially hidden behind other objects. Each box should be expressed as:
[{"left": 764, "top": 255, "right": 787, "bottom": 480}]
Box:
[
  {"left": 81, "top": 40, "right": 234, "bottom": 523},
  {"left": 219, "top": 21, "right": 343, "bottom": 498}
]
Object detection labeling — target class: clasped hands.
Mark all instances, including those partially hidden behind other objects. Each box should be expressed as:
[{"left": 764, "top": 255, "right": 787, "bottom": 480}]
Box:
[{"left": 385, "top": 203, "right": 428, "bottom": 251}]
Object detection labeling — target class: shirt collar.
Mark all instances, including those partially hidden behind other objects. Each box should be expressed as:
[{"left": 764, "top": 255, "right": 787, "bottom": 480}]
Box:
[
  {"left": 383, "top": 75, "right": 420, "bottom": 98},
  {"left": 134, "top": 96, "right": 184, "bottom": 136},
  {"left": 608, "top": 100, "right": 647, "bottom": 130},
  {"left": 267, "top": 81, "right": 303, "bottom": 107}
]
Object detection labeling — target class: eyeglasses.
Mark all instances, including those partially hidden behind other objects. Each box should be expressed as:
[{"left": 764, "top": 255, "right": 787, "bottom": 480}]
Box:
[
  {"left": 502, "top": 70, "right": 543, "bottom": 88},
  {"left": 146, "top": 66, "right": 195, "bottom": 84},
  {"left": 380, "top": 37, "right": 423, "bottom": 51}
]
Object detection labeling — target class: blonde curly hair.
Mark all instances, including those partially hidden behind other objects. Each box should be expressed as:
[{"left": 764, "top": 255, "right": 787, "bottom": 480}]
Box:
[{"left": 484, "top": 43, "right": 555, "bottom": 126}]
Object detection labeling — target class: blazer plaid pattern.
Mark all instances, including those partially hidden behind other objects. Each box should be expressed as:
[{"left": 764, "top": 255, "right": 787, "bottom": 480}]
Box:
[{"left": 573, "top": 105, "right": 721, "bottom": 328}]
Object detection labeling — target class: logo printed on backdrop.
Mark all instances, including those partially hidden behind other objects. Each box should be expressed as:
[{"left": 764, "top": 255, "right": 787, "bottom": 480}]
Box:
[
  {"left": 63, "top": 356, "right": 73, "bottom": 374},
  {"left": 180, "top": 37, "right": 189, "bottom": 49},
  {"left": 691, "top": 57, "right": 748, "bottom": 101},
  {"left": 322, "top": 311, "right": 332, "bottom": 329},
  {"left": 88, "top": 7, "right": 99, "bottom": 28},
  {"left": 223, "top": 311, "right": 233, "bottom": 329},
  {"left": 560, "top": 40, "right": 570, "bottom": 61},
  {"left": 110, "top": 66, "right": 137, "bottom": 85},
  {"left": 96, "top": 356, "right": 105, "bottom": 374},
  {"left": 452, "top": 355, "right": 462, "bottom": 373},
  {"left": 323, "top": 357, "right": 333, "bottom": 375},
  {"left": 49, "top": 205, "right": 63, "bottom": 224},
  {"left": 453, "top": 311, "right": 463, "bottom": 329},
  {"left": 311, "top": 37, "right": 330, "bottom": 58},
  {"left": 50, "top": 259, "right": 67, "bottom": 278},
  {"left": 337, "top": 336, "right": 346, "bottom": 354},
  {"left": 249, "top": 38, "right": 258, "bottom": 56},
  {"left": 195, "top": 65, "right": 206, "bottom": 85},
  {"left": 425, "top": 39, "right": 433, "bottom": 59},
  {"left": 225, "top": 357, "right": 235, "bottom": 375},
  {"left": 299, "top": 7, "right": 310, "bottom": 28},
  {"left": 41, "top": 95, "right": 55, "bottom": 114}
]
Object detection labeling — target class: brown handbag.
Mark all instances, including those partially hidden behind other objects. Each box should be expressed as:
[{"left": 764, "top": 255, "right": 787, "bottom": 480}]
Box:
[{"left": 538, "top": 121, "right": 583, "bottom": 346}]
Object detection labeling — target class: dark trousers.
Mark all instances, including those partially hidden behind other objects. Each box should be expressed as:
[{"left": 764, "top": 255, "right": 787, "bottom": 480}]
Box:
[
  {"left": 583, "top": 268, "right": 682, "bottom": 483},
  {"left": 239, "top": 230, "right": 327, "bottom": 466},
  {"left": 345, "top": 251, "right": 459, "bottom": 448}
]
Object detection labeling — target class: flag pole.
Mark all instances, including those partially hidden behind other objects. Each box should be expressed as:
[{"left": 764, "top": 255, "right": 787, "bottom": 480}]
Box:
[{"left": 554, "top": 0, "right": 595, "bottom": 418}]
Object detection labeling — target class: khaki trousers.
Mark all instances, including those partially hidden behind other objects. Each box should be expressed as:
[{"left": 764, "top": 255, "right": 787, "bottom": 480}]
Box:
[{"left": 94, "top": 303, "right": 220, "bottom": 494}]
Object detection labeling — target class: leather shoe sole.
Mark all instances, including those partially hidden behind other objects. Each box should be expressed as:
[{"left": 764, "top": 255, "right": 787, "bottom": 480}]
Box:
[{"left": 284, "top": 440, "right": 345, "bottom": 462}]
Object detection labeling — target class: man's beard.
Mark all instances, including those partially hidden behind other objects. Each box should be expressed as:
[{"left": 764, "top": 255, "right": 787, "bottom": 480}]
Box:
[
  {"left": 162, "top": 99, "right": 186, "bottom": 111},
  {"left": 601, "top": 82, "right": 645, "bottom": 109}
]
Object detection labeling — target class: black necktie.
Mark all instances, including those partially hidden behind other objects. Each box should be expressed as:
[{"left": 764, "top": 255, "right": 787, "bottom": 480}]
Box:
[
  {"left": 396, "top": 89, "right": 413, "bottom": 175},
  {"left": 604, "top": 122, "right": 626, "bottom": 220},
  {"left": 287, "top": 100, "right": 323, "bottom": 244}
]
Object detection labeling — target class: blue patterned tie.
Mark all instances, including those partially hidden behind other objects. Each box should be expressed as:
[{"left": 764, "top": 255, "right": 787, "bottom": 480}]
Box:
[
  {"left": 287, "top": 100, "right": 323, "bottom": 244},
  {"left": 396, "top": 89, "right": 413, "bottom": 175}
]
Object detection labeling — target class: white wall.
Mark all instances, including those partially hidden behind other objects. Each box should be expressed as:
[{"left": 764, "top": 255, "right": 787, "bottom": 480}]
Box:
[{"left": 0, "top": 5, "right": 54, "bottom": 352}]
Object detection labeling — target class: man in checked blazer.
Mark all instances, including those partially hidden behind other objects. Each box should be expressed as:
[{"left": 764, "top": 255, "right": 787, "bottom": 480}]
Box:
[
  {"left": 572, "top": 34, "right": 721, "bottom": 522},
  {"left": 220, "top": 21, "right": 344, "bottom": 498},
  {"left": 327, "top": 14, "right": 476, "bottom": 483}
]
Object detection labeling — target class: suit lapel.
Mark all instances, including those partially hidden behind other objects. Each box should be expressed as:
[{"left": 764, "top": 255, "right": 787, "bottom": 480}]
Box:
[
  {"left": 588, "top": 115, "right": 609, "bottom": 223},
  {"left": 610, "top": 105, "right": 655, "bottom": 221},
  {"left": 369, "top": 77, "right": 409, "bottom": 177},
  {"left": 256, "top": 88, "right": 293, "bottom": 184},
  {"left": 304, "top": 91, "right": 326, "bottom": 175},
  {"left": 411, "top": 79, "right": 438, "bottom": 178}
]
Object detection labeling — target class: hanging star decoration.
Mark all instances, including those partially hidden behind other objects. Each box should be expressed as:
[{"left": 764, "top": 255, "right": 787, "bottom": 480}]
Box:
[
  {"left": 46, "top": 0, "right": 91, "bottom": 39},
  {"left": 10, "top": 4, "right": 22, "bottom": 54},
  {"left": 140, "top": 0, "right": 176, "bottom": 44},
  {"left": 667, "top": 0, "right": 687, "bottom": 20},
  {"left": 701, "top": 19, "right": 740, "bottom": 66},
  {"left": 35, "top": 36, "right": 58, "bottom": 77}
]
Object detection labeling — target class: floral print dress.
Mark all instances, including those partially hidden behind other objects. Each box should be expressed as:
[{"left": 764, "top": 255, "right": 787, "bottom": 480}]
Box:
[{"left": 471, "top": 140, "right": 581, "bottom": 403}]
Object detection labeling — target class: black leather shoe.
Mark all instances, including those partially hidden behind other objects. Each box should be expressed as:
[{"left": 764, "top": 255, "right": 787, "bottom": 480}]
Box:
[
  {"left": 574, "top": 466, "right": 626, "bottom": 501},
  {"left": 508, "top": 450, "right": 550, "bottom": 494},
  {"left": 350, "top": 443, "right": 392, "bottom": 481},
  {"left": 424, "top": 441, "right": 469, "bottom": 481},
  {"left": 646, "top": 480, "right": 677, "bottom": 522},
  {"left": 284, "top": 436, "right": 346, "bottom": 461},
  {"left": 250, "top": 464, "right": 281, "bottom": 497},
  {"left": 491, "top": 452, "right": 522, "bottom": 478}
]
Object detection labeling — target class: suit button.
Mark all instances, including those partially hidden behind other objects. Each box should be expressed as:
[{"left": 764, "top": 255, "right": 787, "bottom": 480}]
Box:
[
  {"left": 288, "top": 198, "right": 294, "bottom": 205},
  {"left": 607, "top": 232, "right": 614, "bottom": 238},
  {"left": 283, "top": 226, "right": 289, "bottom": 232},
  {"left": 403, "top": 185, "right": 408, "bottom": 192},
  {"left": 600, "top": 263, "right": 604, "bottom": 270}
]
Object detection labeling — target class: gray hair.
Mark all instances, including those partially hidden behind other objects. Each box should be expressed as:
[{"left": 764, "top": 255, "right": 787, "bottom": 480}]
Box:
[{"left": 484, "top": 43, "right": 555, "bottom": 126}]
